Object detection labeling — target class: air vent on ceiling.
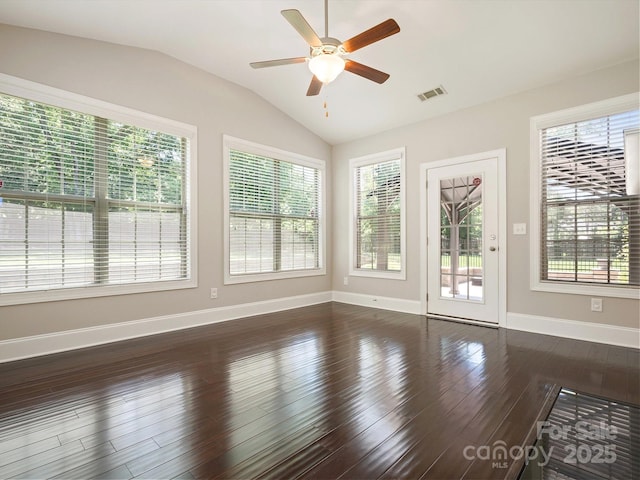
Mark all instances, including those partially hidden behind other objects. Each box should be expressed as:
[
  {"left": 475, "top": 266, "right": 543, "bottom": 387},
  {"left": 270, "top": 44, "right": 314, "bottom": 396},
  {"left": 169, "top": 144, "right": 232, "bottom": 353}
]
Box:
[{"left": 417, "top": 85, "right": 447, "bottom": 102}]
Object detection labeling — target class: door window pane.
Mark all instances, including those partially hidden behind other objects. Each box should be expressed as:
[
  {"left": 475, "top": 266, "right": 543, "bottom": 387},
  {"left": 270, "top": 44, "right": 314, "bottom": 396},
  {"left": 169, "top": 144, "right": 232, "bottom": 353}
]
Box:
[{"left": 439, "top": 175, "right": 483, "bottom": 301}]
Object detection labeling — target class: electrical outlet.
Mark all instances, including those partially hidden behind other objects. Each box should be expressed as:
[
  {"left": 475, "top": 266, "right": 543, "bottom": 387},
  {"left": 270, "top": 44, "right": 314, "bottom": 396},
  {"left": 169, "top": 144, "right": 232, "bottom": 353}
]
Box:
[
  {"left": 343, "top": 276, "right": 349, "bottom": 286},
  {"left": 210, "top": 288, "right": 218, "bottom": 299},
  {"left": 590, "top": 298, "right": 602, "bottom": 312}
]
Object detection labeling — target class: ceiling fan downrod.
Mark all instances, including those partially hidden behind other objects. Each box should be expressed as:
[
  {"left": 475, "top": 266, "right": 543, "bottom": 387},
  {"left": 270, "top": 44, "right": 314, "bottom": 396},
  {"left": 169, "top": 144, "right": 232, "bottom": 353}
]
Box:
[{"left": 324, "top": 0, "right": 329, "bottom": 38}]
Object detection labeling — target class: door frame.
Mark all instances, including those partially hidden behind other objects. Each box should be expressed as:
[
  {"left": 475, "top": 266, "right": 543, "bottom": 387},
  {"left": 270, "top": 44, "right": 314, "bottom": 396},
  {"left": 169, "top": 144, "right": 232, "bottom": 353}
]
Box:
[{"left": 419, "top": 149, "right": 507, "bottom": 328}]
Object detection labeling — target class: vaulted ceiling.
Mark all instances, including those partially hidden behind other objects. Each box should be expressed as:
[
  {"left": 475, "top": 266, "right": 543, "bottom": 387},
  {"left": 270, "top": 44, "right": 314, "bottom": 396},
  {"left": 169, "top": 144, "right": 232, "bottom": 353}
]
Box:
[{"left": 0, "top": 0, "right": 638, "bottom": 145}]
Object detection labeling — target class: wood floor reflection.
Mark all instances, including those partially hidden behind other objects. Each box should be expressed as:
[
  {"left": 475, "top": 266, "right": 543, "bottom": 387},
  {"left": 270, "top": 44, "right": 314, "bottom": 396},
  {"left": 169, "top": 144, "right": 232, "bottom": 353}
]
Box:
[{"left": 0, "top": 302, "right": 638, "bottom": 479}]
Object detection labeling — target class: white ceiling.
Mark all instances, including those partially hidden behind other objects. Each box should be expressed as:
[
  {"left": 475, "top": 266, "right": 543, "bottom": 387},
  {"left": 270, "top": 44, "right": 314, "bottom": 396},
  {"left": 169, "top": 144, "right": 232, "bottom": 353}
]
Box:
[{"left": 0, "top": 0, "right": 638, "bottom": 145}]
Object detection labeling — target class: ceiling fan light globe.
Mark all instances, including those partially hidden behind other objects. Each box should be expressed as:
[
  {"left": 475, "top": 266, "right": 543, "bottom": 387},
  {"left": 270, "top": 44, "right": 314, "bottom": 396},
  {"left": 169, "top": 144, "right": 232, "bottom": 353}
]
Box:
[{"left": 308, "top": 54, "right": 345, "bottom": 84}]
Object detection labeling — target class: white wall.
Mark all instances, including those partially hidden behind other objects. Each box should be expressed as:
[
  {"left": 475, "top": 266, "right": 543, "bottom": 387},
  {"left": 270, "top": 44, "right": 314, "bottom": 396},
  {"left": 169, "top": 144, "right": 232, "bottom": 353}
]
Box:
[
  {"left": 332, "top": 60, "right": 640, "bottom": 330},
  {"left": 0, "top": 24, "right": 332, "bottom": 340},
  {"left": 0, "top": 23, "right": 637, "bottom": 348}
]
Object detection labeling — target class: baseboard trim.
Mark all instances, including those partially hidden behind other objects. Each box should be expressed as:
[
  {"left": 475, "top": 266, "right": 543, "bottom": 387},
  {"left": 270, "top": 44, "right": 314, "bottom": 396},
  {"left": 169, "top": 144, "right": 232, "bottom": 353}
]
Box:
[
  {"left": 0, "top": 291, "right": 332, "bottom": 363},
  {"left": 331, "top": 291, "right": 421, "bottom": 315},
  {"left": 506, "top": 312, "right": 640, "bottom": 349},
  {"left": 2, "top": 294, "right": 636, "bottom": 363}
]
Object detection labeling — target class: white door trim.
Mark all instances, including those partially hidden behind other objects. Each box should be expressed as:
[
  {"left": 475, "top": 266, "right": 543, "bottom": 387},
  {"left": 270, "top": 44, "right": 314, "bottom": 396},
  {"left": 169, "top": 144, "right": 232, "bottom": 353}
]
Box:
[{"left": 419, "top": 149, "right": 507, "bottom": 327}]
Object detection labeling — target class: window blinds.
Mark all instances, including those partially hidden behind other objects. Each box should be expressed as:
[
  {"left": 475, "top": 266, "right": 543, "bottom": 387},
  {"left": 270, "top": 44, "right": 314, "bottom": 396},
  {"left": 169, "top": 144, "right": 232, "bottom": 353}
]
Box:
[
  {"left": 355, "top": 158, "right": 402, "bottom": 271},
  {"left": 539, "top": 388, "right": 639, "bottom": 480},
  {"left": 0, "top": 92, "right": 190, "bottom": 295},
  {"left": 540, "top": 109, "right": 640, "bottom": 286},
  {"left": 228, "top": 149, "right": 320, "bottom": 275}
]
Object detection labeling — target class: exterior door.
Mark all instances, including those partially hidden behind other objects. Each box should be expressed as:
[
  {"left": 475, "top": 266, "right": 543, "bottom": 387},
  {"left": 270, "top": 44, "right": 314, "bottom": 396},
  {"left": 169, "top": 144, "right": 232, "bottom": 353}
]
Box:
[{"left": 427, "top": 157, "right": 500, "bottom": 324}]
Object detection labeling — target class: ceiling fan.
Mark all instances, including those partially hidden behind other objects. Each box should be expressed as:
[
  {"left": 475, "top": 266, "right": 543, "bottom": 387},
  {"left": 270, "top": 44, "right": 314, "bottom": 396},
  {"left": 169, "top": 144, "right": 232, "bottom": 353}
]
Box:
[{"left": 250, "top": 0, "right": 400, "bottom": 96}]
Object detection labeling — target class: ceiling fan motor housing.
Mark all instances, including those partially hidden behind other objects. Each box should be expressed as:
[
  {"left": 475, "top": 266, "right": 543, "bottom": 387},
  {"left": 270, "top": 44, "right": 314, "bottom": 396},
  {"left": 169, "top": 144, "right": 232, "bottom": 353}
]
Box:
[{"left": 311, "top": 37, "right": 345, "bottom": 57}]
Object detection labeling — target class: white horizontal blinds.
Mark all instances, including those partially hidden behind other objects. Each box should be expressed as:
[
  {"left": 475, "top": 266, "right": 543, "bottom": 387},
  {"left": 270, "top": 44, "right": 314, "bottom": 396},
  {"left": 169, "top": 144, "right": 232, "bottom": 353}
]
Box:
[
  {"left": 542, "top": 389, "right": 639, "bottom": 479},
  {"left": 0, "top": 93, "right": 96, "bottom": 292},
  {"left": 0, "top": 92, "right": 188, "bottom": 294},
  {"left": 355, "top": 158, "right": 401, "bottom": 271},
  {"left": 540, "top": 109, "right": 640, "bottom": 286},
  {"left": 228, "top": 149, "right": 319, "bottom": 275},
  {"left": 105, "top": 123, "right": 187, "bottom": 285}
]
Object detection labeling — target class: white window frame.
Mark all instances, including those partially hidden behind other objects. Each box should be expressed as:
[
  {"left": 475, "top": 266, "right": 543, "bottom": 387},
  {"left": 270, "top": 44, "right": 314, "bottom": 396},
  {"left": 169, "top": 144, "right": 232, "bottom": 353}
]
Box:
[
  {"left": 0, "top": 73, "right": 198, "bottom": 306},
  {"left": 222, "top": 135, "right": 326, "bottom": 285},
  {"left": 530, "top": 93, "right": 639, "bottom": 300},
  {"left": 349, "top": 147, "right": 406, "bottom": 280}
]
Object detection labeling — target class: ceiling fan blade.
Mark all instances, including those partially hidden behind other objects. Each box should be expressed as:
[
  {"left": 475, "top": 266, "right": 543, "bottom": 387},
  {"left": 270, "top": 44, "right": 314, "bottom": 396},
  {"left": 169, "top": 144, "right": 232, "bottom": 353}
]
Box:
[
  {"left": 342, "top": 18, "right": 400, "bottom": 53},
  {"left": 250, "top": 57, "right": 307, "bottom": 69},
  {"left": 344, "top": 60, "right": 390, "bottom": 84},
  {"left": 306, "top": 76, "right": 323, "bottom": 96},
  {"left": 281, "top": 9, "right": 323, "bottom": 48}
]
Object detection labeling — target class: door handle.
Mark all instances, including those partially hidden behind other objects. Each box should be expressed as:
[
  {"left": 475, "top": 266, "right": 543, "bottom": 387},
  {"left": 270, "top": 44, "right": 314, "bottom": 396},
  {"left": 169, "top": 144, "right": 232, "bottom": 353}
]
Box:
[{"left": 489, "top": 246, "right": 497, "bottom": 252}]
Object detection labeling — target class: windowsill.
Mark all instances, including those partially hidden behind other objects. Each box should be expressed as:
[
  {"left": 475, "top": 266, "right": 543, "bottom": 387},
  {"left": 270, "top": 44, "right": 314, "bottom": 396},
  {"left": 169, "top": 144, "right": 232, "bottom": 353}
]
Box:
[
  {"left": 0, "top": 278, "right": 198, "bottom": 306},
  {"left": 349, "top": 269, "right": 406, "bottom": 281},
  {"left": 531, "top": 280, "right": 639, "bottom": 300},
  {"left": 224, "top": 268, "right": 326, "bottom": 285}
]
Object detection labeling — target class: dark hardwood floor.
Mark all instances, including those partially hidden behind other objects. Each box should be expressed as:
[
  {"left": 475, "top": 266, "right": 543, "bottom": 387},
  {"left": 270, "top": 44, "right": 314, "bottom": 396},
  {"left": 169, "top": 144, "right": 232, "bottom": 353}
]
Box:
[{"left": 0, "top": 302, "right": 638, "bottom": 479}]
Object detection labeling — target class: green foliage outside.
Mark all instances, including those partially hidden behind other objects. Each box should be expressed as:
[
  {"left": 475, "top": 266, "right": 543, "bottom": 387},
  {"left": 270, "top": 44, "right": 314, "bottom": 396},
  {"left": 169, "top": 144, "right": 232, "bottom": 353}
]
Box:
[
  {"left": 0, "top": 92, "right": 187, "bottom": 290},
  {"left": 228, "top": 150, "right": 319, "bottom": 274},
  {"left": 440, "top": 203, "right": 482, "bottom": 253},
  {"left": 229, "top": 151, "right": 318, "bottom": 219},
  {"left": 0, "top": 93, "right": 184, "bottom": 206},
  {"left": 357, "top": 160, "right": 401, "bottom": 271}
]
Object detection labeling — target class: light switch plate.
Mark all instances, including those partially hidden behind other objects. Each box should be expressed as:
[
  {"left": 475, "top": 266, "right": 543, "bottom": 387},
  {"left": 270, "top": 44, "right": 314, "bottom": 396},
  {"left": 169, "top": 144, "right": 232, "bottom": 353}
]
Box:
[{"left": 513, "top": 223, "right": 527, "bottom": 235}]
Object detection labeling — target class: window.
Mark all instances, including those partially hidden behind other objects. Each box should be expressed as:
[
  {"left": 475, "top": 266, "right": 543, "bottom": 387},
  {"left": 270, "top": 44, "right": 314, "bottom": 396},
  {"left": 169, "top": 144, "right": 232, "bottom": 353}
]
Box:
[
  {"left": 350, "top": 148, "right": 406, "bottom": 279},
  {"left": 530, "top": 93, "right": 639, "bottom": 298},
  {"left": 0, "top": 74, "right": 197, "bottom": 305},
  {"left": 223, "top": 135, "right": 325, "bottom": 284}
]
